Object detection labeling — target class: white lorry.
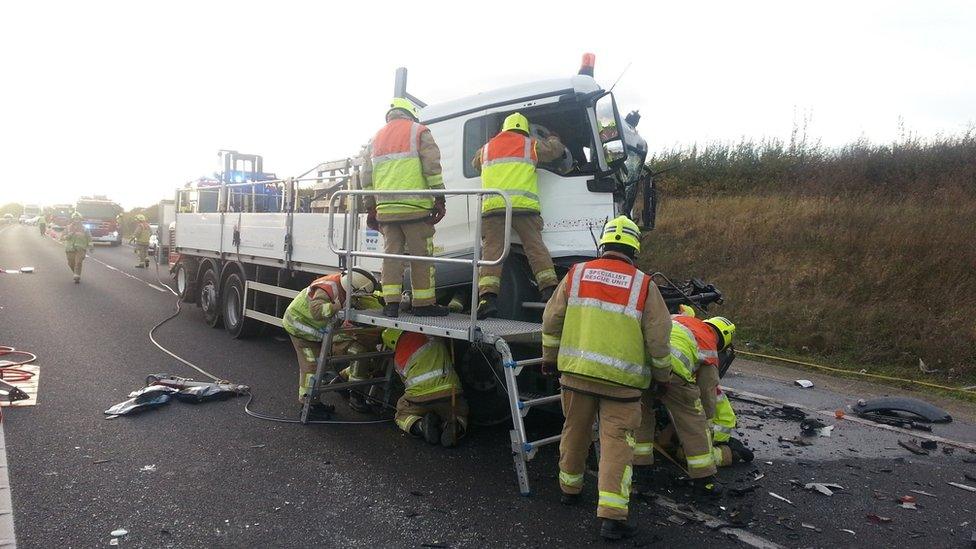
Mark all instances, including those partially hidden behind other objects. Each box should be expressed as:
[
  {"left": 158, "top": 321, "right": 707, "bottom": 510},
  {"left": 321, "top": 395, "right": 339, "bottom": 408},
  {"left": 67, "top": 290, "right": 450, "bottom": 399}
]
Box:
[{"left": 171, "top": 56, "right": 654, "bottom": 337}]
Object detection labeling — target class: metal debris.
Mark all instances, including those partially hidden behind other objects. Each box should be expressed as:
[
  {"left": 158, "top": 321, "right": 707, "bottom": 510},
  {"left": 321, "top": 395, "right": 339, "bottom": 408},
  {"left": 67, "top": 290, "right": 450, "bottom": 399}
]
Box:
[
  {"left": 805, "top": 482, "right": 843, "bottom": 496},
  {"left": 948, "top": 482, "right": 976, "bottom": 493},
  {"left": 909, "top": 490, "right": 938, "bottom": 498},
  {"left": 768, "top": 492, "right": 794, "bottom": 506},
  {"left": 898, "top": 439, "right": 930, "bottom": 456},
  {"left": 794, "top": 379, "right": 814, "bottom": 389},
  {"left": 801, "top": 523, "right": 822, "bottom": 532}
]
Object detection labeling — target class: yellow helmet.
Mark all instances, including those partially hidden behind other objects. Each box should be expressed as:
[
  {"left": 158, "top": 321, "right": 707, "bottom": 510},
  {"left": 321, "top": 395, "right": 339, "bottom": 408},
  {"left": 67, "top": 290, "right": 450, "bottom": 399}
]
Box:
[
  {"left": 71, "top": 211, "right": 83, "bottom": 220},
  {"left": 704, "top": 316, "right": 736, "bottom": 350},
  {"left": 598, "top": 215, "right": 641, "bottom": 253},
  {"left": 382, "top": 328, "right": 403, "bottom": 350},
  {"left": 388, "top": 97, "right": 420, "bottom": 120},
  {"left": 678, "top": 304, "right": 696, "bottom": 317},
  {"left": 135, "top": 214, "right": 146, "bottom": 222},
  {"left": 502, "top": 112, "right": 529, "bottom": 134}
]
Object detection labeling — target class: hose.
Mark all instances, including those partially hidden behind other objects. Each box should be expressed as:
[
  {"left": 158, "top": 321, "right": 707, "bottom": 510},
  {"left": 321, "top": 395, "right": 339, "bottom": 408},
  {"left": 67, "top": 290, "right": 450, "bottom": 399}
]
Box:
[
  {"left": 650, "top": 272, "right": 976, "bottom": 397},
  {"left": 150, "top": 259, "right": 393, "bottom": 424}
]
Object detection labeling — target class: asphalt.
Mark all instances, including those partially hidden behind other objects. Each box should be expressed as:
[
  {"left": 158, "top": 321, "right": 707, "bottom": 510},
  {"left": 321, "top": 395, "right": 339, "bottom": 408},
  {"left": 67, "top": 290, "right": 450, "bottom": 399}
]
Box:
[{"left": 1, "top": 222, "right": 975, "bottom": 548}]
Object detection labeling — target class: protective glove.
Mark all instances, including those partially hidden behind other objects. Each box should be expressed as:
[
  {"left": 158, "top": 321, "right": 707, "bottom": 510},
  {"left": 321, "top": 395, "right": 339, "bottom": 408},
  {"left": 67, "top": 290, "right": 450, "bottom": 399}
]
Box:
[
  {"left": 540, "top": 361, "right": 557, "bottom": 377},
  {"left": 366, "top": 208, "right": 379, "bottom": 231},
  {"left": 650, "top": 382, "right": 669, "bottom": 400},
  {"left": 428, "top": 197, "right": 446, "bottom": 225}
]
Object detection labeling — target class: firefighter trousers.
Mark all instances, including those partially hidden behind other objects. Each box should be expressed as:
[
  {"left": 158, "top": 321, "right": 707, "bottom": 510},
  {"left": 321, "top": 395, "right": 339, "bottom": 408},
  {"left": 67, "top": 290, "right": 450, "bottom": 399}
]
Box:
[
  {"left": 379, "top": 220, "right": 436, "bottom": 307},
  {"left": 395, "top": 392, "right": 469, "bottom": 435},
  {"left": 136, "top": 243, "right": 149, "bottom": 263},
  {"left": 65, "top": 249, "right": 86, "bottom": 276},
  {"left": 558, "top": 388, "right": 640, "bottom": 521},
  {"left": 656, "top": 423, "right": 734, "bottom": 468},
  {"left": 289, "top": 336, "right": 375, "bottom": 404},
  {"left": 634, "top": 379, "right": 717, "bottom": 478},
  {"left": 478, "top": 214, "right": 557, "bottom": 297}
]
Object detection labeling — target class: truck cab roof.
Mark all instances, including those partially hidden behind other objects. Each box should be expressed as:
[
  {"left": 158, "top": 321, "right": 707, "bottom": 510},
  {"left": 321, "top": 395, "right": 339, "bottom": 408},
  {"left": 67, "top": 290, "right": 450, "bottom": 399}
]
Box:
[{"left": 420, "top": 75, "right": 603, "bottom": 124}]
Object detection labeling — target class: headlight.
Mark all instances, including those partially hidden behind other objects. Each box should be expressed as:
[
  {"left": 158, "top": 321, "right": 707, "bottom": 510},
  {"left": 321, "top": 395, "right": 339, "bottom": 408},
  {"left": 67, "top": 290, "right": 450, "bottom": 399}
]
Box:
[{"left": 110, "top": 231, "right": 118, "bottom": 238}]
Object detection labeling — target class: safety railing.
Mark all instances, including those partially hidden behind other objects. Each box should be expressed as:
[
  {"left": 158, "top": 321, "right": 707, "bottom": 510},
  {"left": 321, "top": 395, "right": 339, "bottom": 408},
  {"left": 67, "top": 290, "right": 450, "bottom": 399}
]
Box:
[{"left": 327, "top": 188, "right": 513, "bottom": 341}]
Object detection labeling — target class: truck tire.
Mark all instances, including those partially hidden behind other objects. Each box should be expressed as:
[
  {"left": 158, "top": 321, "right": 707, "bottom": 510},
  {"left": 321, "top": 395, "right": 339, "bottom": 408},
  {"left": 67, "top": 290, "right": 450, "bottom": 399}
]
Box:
[
  {"left": 223, "top": 272, "right": 261, "bottom": 339},
  {"left": 496, "top": 253, "right": 539, "bottom": 322},
  {"left": 199, "top": 268, "right": 223, "bottom": 328},
  {"left": 175, "top": 262, "right": 197, "bottom": 303}
]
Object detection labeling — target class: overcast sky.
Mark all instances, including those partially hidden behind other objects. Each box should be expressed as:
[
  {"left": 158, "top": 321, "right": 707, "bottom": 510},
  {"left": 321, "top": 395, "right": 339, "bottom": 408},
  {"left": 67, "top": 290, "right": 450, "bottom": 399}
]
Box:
[{"left": 1, "top": 0, "right": 974, "bottom": 209}]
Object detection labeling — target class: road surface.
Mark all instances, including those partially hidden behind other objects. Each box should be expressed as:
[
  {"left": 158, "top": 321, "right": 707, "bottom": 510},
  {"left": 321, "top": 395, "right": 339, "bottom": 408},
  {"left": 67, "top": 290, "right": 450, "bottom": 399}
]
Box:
[{"left": 1, "top": 222, "right": 974, "bottom": 548}]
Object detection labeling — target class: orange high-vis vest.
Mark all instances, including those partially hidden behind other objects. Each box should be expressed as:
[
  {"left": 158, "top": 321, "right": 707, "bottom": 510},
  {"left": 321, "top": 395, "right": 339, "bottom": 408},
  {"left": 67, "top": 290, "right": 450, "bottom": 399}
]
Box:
[
  {"left": 370, "top": 119, "right": 433, "bottom": 214},
  {"left": 480, "top": 131, "right": 540, "bottom": 213},
  {"left": 672, "top": 315, "right": 720, "bottom": 369}
]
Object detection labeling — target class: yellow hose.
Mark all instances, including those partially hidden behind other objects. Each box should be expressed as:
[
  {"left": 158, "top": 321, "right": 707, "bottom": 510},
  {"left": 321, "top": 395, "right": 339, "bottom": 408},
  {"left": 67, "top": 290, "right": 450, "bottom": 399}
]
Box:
[{"left": 737, "top": 350, "right": 976, "bottom": 396}]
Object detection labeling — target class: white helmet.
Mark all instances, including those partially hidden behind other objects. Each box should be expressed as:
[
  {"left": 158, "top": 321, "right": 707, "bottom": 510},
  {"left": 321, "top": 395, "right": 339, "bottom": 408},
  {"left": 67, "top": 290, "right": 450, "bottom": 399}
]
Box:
[{"left": 340, "top": 267, "right": 378, "bottom": 297}]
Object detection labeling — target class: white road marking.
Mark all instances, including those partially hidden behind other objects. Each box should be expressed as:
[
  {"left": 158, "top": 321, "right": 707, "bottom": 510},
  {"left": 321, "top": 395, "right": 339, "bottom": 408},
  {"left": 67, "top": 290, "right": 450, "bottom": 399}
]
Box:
[{"left": 0, "top": 424, "right": 17, "bottom": 547}]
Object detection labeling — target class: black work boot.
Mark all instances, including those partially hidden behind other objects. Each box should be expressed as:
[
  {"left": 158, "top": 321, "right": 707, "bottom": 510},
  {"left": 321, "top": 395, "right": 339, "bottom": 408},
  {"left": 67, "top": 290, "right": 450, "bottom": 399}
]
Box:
[
  {"left": 412, "top": 304, "right": 449, "bottom": 317},
  {"left": 477, "top": 293, "right": 498, "bottom": 320},
  {"left": 348, "top": 391, "right": 372, "bottom": 414},
  {"left": 440, "top": 420, "right": 461, "bottom": 448},
  {"left": 539, "top": 286, "right": 555, "bottom": 303},
  {"left": 727, "top": 438, "right": 755, "bottom": 463},
  {"left": 383, "top": 302, "right": 399, "bottom": 318},
  {"left": 599, "top": 519, "right": 637, "bottom": 540},
  {"left": 415, "top": 412, "right": 441, "bottom": 445},
  {"left": 307, "top": 402, "right": 336, "bottom": 420},
  {"left": 560, "top": 492, "right": 581, "bottom": 506},
  {"left": 693, "top": 475, "right": 725, "bottom": 498}
]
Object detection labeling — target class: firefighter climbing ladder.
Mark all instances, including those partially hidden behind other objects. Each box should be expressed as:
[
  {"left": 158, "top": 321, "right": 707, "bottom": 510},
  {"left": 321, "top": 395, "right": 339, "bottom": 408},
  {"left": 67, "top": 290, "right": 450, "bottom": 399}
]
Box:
[{"left": 303, "top": 188, "right": 562, "bottom": 495}]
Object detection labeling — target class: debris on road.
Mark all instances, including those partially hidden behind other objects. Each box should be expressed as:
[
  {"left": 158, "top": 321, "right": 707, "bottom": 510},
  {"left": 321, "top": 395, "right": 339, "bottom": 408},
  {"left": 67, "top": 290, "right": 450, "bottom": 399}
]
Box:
[
  {"left": 948, "top": 482, "right": 976, "bottom": 493},
  {"left": 909, "top": 489, "right": 937, "bottom": 498},
  {"left": 917, "top": 358, "right": 939, "bottom": 374},
  {"left": 920, "top": 440, "right": 938, "bottom": 451},
  {"left": 768, "top": 492, "right": 794, "bottom": 506},
  {"left": 110, "top": 529, "right": 128, "bottom": 537},
  {"left": 794, "top": 379, "right": 814, "bottom": 388},
  {"left": 93, "top": 458, "right": 113, "bottom": 465},
  {"left": 866, "top": 513, "right": 892, "bottom": 524},
  {"left": 840, "top": 528, "right": 856, "bottom": 536},
  {"left": 105, "top": 375, "right": 249, "bottom": 417},
  {"left": 805, "top": 482, "right": 843, "bottom": 496},
  {"left": 898, "top": 439, "right": 930, "bottom": 456},
  {"left": 140, "top": 464, "right": 156, "bottom": 472},
  {"left": 801, "top": 522, "right": 822, "bottom": 532},
  {"left": 853, "top": 396, "right": 952, "bottom": 424},
  {"left": 800, "top": 418, "right": 827, "bottom": 435},
  {"left": 819, "top": 425, "right": 834, "bottom": 437},
  {"left": 779, "top": 436, "right": 812, "bottom": 447},
  {"left": 104, "top": 385, "right": 177, "bottom": 417},
  {"left": 899, "top": 495, "right": 918, "bottom": 510}
]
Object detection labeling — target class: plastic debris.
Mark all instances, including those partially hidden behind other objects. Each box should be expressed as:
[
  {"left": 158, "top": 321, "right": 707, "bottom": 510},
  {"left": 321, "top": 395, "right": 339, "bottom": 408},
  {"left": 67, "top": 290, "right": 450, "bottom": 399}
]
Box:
[
  {"left": 794, "top": 379, "right": 814, "bottom": 388},
  {"left": 948, "top": 482, "right": 976, "bottom": 493},
  {"left": 819, "top": 425, "right": 834, "bottom": 437},
  {"left": 104, "top": 385, "right": 177, "bottom": 417},
  {"left": 899, "top": 496, "right": 918, "bottom": 510},
  {"left": 109, "top": 539, "right": 118, "bottom": 546},
  {"left": 805, "top": 482, "right": 844, "bottom": 496},
  {"left": 898, "top": 439, "right": 930, "bottom": 456},
  {"left": 853, "top": 396, "right": 952, "bottom": 423},
  {"left": 768, "top": 492, "right": 794, "bottom": 505},
  {"left": 105, "top": 375, "right": 249, "bottom": 417},
  {"left": 840, "top": 529, "right": 856, "bottom": 536},
  {"left": 801, "top": 523, "right": 822, "bottom": 532},
  {"left": 753, "top": 472, "right": 765, "bottom": 481},
  {"left": 920, "top": 440, "right": 937, "bottom": 451},
  {"left": 918, "top": 358, "right": 939, "bottom": 374},
  {"left": 910, "top": 490, "right": 937, "bottom": 498},
  {"left": 111, "top": 529, "right": 128, "bottom": 537},
  {"left": 800, "top": 418, "right": 827, "bottom": 435},
  {"left": 779, "top": 436, "right": 813, "bottom": 447},
  {"left": 835, "top": 409, "right": 845, "bottom": 420},
  {"left": 866, "top": 513, "right": 892, "bottom": 524},
  {"left": 19, "top": 267, "right": 34, "bottom": 273},
  {"left": 140, "top": 464, "right": 157, "bottom": 472}
]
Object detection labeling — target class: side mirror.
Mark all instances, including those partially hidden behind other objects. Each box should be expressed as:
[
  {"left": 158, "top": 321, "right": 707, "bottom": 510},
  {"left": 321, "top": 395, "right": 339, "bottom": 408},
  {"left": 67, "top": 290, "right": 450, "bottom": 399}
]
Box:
[{"left": 594, "top": 93, "right": 627, "bottom": 170}]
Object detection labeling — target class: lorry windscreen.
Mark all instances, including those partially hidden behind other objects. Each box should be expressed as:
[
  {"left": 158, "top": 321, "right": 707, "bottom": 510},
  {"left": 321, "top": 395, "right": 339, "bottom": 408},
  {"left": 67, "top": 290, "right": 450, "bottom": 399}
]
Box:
[{"left": 463, "top": 100, "right": 598, "bottom": 179}]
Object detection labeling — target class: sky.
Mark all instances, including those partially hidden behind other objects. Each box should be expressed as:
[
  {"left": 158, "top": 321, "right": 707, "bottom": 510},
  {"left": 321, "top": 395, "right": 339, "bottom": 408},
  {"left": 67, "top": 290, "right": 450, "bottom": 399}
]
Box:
[{"left": 1, "top": 0, "right": 974, "bottom": 209}]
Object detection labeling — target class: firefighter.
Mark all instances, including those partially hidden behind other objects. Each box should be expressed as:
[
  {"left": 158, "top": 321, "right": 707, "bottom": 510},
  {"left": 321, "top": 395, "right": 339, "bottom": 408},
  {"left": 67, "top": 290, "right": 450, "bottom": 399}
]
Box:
[
  {"left": 362, "top": 98, "right": 449, "bottom": 319},
  {"left": 131, "top": 214, "right": 152, "bottom": 268},
  {"left": 542, "top": 215, "right": 671, "bottom": 541},
  {"left": 382, "top": 329, "right": 468, "bottom": 448},
  {"left": 38, "top": 214, "right": 46, "bottom": 235},
  {"left": 282, "top": 268, "right": 380, "bottom": 415},
  {"left": 63, "top": 212, "right": 92, "bottom": 283},
  {"left": 472, "top": 112, "right": 567, "bottom": 319},
  {"left": 633, "top": 310, "right": 736, "bottom": 497},
  {"left": 654, "top": 387, "right": 754, "bottom": 468}
]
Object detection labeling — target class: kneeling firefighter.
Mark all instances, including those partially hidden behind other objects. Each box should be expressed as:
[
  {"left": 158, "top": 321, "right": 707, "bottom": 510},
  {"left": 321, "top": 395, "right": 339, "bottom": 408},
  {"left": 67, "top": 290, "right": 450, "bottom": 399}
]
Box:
[
  {"left": 634, "top": 309, "right": 737, "bottom": 496},
  {"left": 282, "top": 268, "right": 382, "bottom": 415},
  {"left": 382, "top": 329, "right": 468, "bottom": 448},
  {"left": 654, "top": 386, "right": 754, "bottom": 468}
]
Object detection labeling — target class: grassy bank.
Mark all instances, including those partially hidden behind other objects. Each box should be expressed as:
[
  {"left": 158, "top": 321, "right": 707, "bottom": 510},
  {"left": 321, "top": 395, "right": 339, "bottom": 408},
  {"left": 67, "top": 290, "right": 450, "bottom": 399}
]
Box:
[{"left": 638, "top": 132, "right": 976, "bottom": 385}]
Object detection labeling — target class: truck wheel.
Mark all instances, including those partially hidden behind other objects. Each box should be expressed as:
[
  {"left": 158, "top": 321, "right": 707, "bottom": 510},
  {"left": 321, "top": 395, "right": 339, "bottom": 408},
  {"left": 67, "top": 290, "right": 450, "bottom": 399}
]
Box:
[
  {"left": 496, "top": 253, "right": 538, "bottom": 322},
  {"left": 199, "top": 269, "right": 223, "bottom": 328},
  {"left": 175, "top": 263, "right": 197, "bottom": 303},
  {"left": 223, "top": 272, "right": 261, "bottom": 339}
]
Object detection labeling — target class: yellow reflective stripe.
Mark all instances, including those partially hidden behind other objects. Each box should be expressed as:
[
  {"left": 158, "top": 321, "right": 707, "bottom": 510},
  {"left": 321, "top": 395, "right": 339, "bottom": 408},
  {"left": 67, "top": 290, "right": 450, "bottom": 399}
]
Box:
[
  {"left": 633, "top": 442, "right": 653, "bottom": 456},
  {"left": 559, "top": 347, "right": 650, "bottom": 379},
  {"left": 396, "top": 414, "right": 423, "bottom": 432},
  {"left": 382, "top": 284, "right": 402, "bottom": 297},
  {"left": 651, "top": 355, "right": 671, "bottom": 369},
  {"left": 412, "top": 288, "right": 435, "bottom": 300},
  {"left": 712, "top": 424, "right": 732, "bottom": 435},
  {"left": 426, "top": 173, "right": 443, "bottom": 188},
  {"left": 535, "top": 268, "right": 557, "bottom": 285},
  {"left": 686, "top": 453, "right": 714, "bottom": 469},
  {"left": 542, "top": 333, "right": 561, "bottom": 348},
  {"left": 598, "top": 491, "right": 629, "bottom": 510},
  {"left": 478, "top": 276, "right": 501, "bottom": 288},
  {"left": 559, "top": 470, "right": 584, "bottom": 487}
]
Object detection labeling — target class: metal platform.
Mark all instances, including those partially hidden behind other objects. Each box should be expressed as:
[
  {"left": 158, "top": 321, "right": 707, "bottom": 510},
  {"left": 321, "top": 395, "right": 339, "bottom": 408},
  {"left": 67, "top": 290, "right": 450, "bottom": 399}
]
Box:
[{"left": 341, "top": 309, "right": 542, "bottom": 344}]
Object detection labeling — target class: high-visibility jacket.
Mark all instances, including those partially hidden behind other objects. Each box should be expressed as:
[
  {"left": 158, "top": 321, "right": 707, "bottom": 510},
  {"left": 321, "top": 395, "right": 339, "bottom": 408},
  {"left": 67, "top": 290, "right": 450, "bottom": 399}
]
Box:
[
  {"left": 669, "top": 315, "right": 720, "bottom": 384},
  {"left": 480, "top": 130, "right": 540, "bottom": 214},
  {"left": 556, "top": 258, "right": 653, "bottom": 389},
  {"left": 282, "top": 274, "right": 344, "bottom": 341},
  {"left": 63, "top": 222, "right": 91, "bottom": 252},
  {"left": 370, "top": 118, "right": 434, "bottom": 216},
  {"left": 134, "top": 222, "right": 152, "bottom": 245},
  {"left": 394, "top": 332, "right": 461, "bottom": 399},
  {"left": 712, "top": 389, "right": 737, "bottom": 444}
]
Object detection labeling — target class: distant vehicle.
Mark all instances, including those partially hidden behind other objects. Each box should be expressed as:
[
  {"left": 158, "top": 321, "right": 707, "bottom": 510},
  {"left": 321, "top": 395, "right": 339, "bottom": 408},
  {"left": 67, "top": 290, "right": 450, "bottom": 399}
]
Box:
[
  {"left": 2, "top": 214, "right": 13, "bottom": 224},
  {"left": 75, "top": 196, "right": 123, "bottom": 245},
  {"left": 148, "top": 224, "right": 159, "bottom": 254},
  {"left": 46, "top": 204, "right": 74, "bottom": 233}
]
